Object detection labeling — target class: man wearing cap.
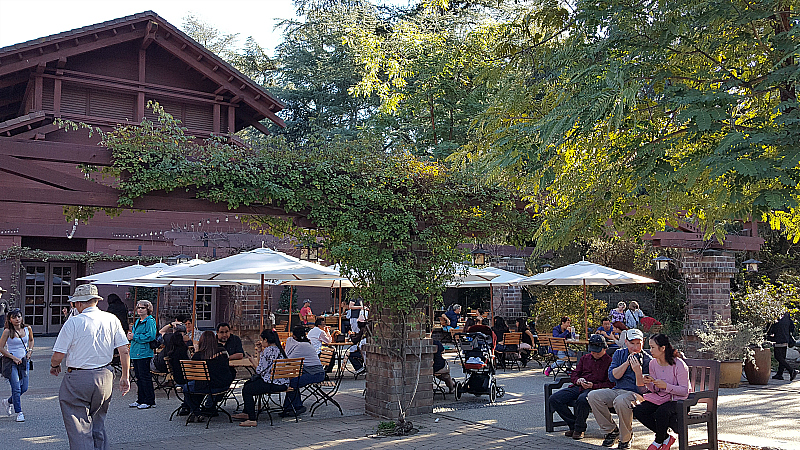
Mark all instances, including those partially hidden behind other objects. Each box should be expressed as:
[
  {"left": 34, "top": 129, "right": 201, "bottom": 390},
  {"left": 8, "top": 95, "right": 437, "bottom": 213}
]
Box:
[
  {"left": 587, "top": 328, "right": 652, "bottom": 449},
  {"left": 50, "top": 284, "right": 130, "bottom": 450},
  {"left": 300, "top": 299, "right": 313, "bottom": 326},
  {"left": 549, "top": 334, "right": 614, "bottom": 440}
]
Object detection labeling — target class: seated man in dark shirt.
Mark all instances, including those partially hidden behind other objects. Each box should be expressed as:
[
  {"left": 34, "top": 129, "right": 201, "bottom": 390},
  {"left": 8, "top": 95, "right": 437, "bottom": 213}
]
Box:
[
  {"left": 441, "top": 304, "right": 462, "bottom": 332},
  {"left": 548, "top": 334, "right": 614, "bottom": 440},
  {"left": 432, "top": 340, "right": 455, "bottom": 393},
  {"left": 216, "top": 322, "right": 244, "bottom": 379}
]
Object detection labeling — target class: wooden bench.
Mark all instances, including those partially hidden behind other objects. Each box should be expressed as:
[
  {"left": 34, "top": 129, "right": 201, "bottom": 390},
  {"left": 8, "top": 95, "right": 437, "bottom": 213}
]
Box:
[{"left": 544, "top": 358, "right": 720, "bottom": 450}]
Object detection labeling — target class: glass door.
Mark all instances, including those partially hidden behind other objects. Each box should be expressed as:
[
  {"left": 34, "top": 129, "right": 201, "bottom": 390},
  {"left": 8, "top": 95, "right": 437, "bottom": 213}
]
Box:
[{"left": 23, "top": 263, "right": 76, "bottom": 334}]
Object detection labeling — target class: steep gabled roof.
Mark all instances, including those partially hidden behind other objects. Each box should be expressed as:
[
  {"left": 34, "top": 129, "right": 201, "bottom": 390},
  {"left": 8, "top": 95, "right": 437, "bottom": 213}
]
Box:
[{"left": 0, "top": 11, "right": 284, "bottom": 129}]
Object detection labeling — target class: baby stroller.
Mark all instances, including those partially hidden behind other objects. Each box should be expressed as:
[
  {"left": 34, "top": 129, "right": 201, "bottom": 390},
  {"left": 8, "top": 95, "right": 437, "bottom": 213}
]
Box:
[{"left": 453, "top": 332, "right": 505, "bottom": 402}]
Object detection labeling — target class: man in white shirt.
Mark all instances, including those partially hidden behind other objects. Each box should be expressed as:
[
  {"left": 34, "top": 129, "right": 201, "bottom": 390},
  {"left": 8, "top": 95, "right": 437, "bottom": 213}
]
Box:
[
  {"left": 307, "top": 318, "right": 336, "bottom": 373},
  {"left": 50, "top": 284, "right": 130, "bottom": 450}
]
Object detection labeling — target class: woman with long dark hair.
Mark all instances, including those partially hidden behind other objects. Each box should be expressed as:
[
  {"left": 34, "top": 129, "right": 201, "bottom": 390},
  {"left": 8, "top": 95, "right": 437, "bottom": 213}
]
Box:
[
  {"left": 127, "top": 300, "right": 157, "bottom": 409},
  {"left": 0, "top": 308, "right": 33, "bottom": 422},
  {"left": 233, "top": 329, "right": 289, "bottom": 427},
  {"left": 164, "top": 332, "right": 191, "bottom": 416},
  {"left": 632, "top": 334, "right": 689, "bottom": 450},
  {"left": 492, "top": 316, "right": 510, "bottom": 352},
  {"left": 515, "top": 317, "right": 536, "bottom": 367},
  {"left": 281, "top": 326, "right": 325, "bottom": 416},
  {"left": 185, "top": 330, "right": 233, "bottom": 423}
]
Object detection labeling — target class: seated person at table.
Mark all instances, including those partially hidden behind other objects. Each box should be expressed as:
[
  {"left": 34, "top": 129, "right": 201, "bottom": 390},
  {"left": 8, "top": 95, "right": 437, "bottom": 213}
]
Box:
[
  {"left": 596, "top": 318, "right": 615, "bottom": 341},
  {"left": 433, "top": 339, "right": 455, "bottom": 393},
  {"left": 185, "top": 330, "right": 234, "bottom": 423},
  {"left": 160, "top": 315, "right": 195, "bottom": 346},
  {"left": 216, "top": 322, "right": 244, "bottom": 379},
  {"left": 282, "top": 326, "right": 325, "bottom": 416},
  {"left": 464, "top": 317, "right": 476, "bottom": 330},
  {"left": 300, "top": 299, "right": 314, "bottom": 326},
  {"left": 610, "top": 321, "right": 628, "bottom": 351},
  {"left": 234, "top": 330, "right": 289, "bottom": 427},
  {"left": 516, "top": 317, "right": 536, "bottom": 367},
  {"left": 544, "top": 316, "right": 577, "bottom": 376},
  {"left": 492, "top": 316, "right": 511, "bottom": 352},
  {"left": 308, "top": 318, "right": 335, "bottom": 373},
  {"left": 441, "top": 304, "right": 462, "bottom": 332},
  {"left": 164, "top": 332, "right": 191, "bottom": 416},
  {"left": 348, "top": 329, "right": 367, "bottom": 375},
  {"left": 549, "top": 334, "right": 614, "bottom": 440}
]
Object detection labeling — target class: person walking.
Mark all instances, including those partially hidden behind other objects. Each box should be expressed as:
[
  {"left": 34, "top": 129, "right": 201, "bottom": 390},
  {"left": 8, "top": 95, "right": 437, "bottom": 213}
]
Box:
[
  {"left": 0, "top": 307, "right": 33, "bottom": 422},
  {"left": 587, "top": 328, "right": 652, "bottom": 449},
  {"left": 632, "top": 334, "right": 689, "bottom": 450},
  {"left": 348, "top": 297, "right": 364, "bottom": 334},
  {"left": 50, "top": 284, "right": 130, "bottom": 450},
  {"left": 549, "top": 335, "right": 614, "bottom": 440},
  {"left": 767, "top": 311, "right": 797, "bottom": 381},
  {"left": 0, "top": 285, "right": 8, "bottom": 329},
  {"left": 127, "top": 300, "right": 157, "bottom": 409}
]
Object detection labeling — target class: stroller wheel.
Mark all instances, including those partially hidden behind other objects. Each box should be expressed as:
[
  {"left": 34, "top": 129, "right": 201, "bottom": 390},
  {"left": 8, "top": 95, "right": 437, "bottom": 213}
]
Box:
[
  {"left": 455, "top": 381, "right": 463, "bottom": 400},
  {"left": 496, "top": 386, "right": 505, "bottom": 398},
  {"left": 489, "top": 380, "right": 497, "bottom": 403}
]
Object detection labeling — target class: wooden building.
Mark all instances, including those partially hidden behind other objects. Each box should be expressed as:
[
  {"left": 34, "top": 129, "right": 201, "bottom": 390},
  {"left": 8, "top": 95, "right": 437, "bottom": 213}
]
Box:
[{"left": 0, "top": 12, "right": 329, "bottom": 335}]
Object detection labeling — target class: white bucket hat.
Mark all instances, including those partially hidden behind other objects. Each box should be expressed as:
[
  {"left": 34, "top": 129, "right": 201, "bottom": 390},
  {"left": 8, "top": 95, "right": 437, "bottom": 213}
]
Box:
[{"left": 69, "top": 284, "right": 103, "bottom": 302}]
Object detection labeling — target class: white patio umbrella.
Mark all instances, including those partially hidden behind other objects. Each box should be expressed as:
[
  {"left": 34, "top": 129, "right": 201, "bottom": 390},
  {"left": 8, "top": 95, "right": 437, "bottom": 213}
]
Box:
[
  {"left": 448, "top": 267, "right": 527, "bottom": 322},
  {"left": 279, "top": 265, "right": 360, "bottom": 330},
  {"left": 516, "top": 260, "right": 657, "bottom": 337},
  {"left": 160, "top": 248, "right": 342, "bottom": 330},
  {"left": 449, "top": 264, "right": 501, "bottom": 283},
  {"left": 77, "top": 264, "right": 167, "bottom": 287}
]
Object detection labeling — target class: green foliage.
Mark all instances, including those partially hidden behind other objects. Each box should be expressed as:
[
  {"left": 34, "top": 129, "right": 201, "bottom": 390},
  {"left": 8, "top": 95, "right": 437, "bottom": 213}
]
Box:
[
  {"left": 64, "top": 103, "right": 533, "bottom": 318},
  {"left": 697, "top": 318, "right": 765, "bottom": 363},
  {"left": 458, "top": 0, "right": 800, "bottom": 249},
  {"left": 528, "top": 286, "right": 607, "bottom": 336},
  {"left": 732, "top": 279, "right": 795, "bottom": 329},
  {"left": 277, "top": 286, "right": 300, "bottom": 313}
]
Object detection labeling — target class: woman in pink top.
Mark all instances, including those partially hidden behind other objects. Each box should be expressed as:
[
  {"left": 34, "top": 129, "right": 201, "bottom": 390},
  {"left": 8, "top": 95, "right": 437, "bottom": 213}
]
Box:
[{"left": 631, "top": 334, "right": 689, "bottom": 450}]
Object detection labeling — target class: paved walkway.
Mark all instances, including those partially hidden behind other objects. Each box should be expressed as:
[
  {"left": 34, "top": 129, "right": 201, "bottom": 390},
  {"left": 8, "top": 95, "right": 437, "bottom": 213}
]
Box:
[{"left": 3, "top": 337, "right": 797, "bottom": 449}]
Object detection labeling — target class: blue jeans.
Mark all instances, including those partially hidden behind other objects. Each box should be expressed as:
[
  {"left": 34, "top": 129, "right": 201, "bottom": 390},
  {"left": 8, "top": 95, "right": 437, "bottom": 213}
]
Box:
[
  {"left": 283, "top": 369, "right": 326, "bottom": 410},
  {"left": 6, "top": 362, "right": 29, "bottom": 413}
]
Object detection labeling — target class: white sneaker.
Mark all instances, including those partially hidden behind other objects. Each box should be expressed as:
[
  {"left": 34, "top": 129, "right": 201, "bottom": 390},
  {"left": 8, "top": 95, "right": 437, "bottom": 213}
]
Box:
[
  {"left": 16, "top": 412, "right": 24, "bottom": 422},
  {"left": 7, "top": 400, "right": 13, "bottom": 416},
  {"left": 128, "top": 402, "right": 140, "bottom": 408},
  {"left": 137, "top": 403, "right": 152, "bottom": 409}
]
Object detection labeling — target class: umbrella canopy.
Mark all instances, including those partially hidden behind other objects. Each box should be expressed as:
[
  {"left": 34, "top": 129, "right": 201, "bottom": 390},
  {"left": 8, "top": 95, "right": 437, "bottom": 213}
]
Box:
[
  {"left": 159, "top": 248, "right": 341, "bottom": 281},
  {"left": 116, "top": 260, "right": 236, "bottom": 287},
  {"left": 448, "top": 266, "right": 526, "bottom": 288},
  {"left": 516, "top": 261, "right": 658, "bottom": 286},
  {"left": 449, "top": 264, "right": 501, "bottom": 283},
  {"left": 516, "top": 261, "right": 657, "bottom": 337},
  {"left": 77, "top": 264, "right": 168, "bottom": 287}
]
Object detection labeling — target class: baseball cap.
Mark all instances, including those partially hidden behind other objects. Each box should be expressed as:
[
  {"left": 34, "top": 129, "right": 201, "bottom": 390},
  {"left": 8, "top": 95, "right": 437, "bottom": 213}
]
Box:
[
  {"left": 69, "top": 284, "right": 103, "bottom": 302},
  {"left": 625, "top": 328, "right": 644, "bottom": 341},
  {"left": 588, "top": 334, "right": 608, "bottom": 352}
]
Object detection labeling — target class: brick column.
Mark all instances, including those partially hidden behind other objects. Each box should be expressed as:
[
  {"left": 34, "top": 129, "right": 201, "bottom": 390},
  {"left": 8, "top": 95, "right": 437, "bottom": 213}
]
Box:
[
  {"left": 679, "top": 251, "right": 737, "bottom": 357},
  {"left": 491, "top": 260, "right": 527, "bottom": 319},
  {"left": 364, "top": 308, "right": 436, "bottom": 420}
]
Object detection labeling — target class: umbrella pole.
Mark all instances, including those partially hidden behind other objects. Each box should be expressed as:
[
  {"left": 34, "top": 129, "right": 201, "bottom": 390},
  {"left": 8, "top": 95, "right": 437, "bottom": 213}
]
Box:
[
  {"left": 289, "top": 286, "right": 293, "bottom": 329},
  {"left": 338, "top": 283, "right": 342, "bottom": 330},
  {"left": 155, "top": 287, "right": 160, "bottom": 328},
  {"left": 490, "top": 285, "right": 494, "bottom": 324},
  {"left": 192, "top": 281, "right": 197, "bottom": 338},
  {"left": 260, "top": 275, "right": 265, "bottom": 331},
  {"left": 583, "top": 280, "right": 588, "bottom": 338}
]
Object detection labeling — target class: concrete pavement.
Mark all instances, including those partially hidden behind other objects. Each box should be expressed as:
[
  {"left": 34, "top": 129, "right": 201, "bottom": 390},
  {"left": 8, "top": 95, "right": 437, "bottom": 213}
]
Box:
[{"left": 1, "top": 337, "right": 796, "bottom": 449}]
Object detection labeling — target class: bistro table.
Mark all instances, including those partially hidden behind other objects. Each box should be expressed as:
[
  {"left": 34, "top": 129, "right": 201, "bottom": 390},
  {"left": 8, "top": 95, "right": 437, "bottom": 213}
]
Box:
[
  {"left": 565, "top": 338, "right": 590, "bottom": 356},
  {"left": 324, "top": 341, "right": 354, "bottom": 374},
  {"left": 227, "top": 358, "right": 256, "bottom": 411}
]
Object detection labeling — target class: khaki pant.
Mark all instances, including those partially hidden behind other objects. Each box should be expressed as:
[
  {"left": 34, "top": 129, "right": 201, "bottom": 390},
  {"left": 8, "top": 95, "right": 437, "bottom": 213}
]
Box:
[
  {"left": 587, "top": 388, "right": 642, "bottom": 443},
  {"left": 59, "top": 366, "right": 114, "bottom": 450}
]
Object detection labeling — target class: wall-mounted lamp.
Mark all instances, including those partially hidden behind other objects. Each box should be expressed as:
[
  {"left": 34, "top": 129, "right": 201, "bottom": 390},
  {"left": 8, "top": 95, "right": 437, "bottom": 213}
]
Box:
[
  {"left": 743, "top": 258, "right": 761, "bottom": 273},
  {"left": 541, "top": 263, "right": 553, "bottom": 272},
  {"left": 653, "top": 255, "right": 673, "bottom": 271},
  {"left": 471, "top": 247, "right": 489, "bottom": 266}
]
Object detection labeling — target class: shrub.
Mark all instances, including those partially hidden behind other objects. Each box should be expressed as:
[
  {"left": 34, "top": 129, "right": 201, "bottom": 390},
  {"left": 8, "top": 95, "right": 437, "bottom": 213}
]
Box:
[
  {"left": 696, "top": 318, "right": 765, "bottom": 364},
  {"left": 732, "top": 279, "right": 795, "bottom": 329},
  {"left": 528, "top": 286, "right": 607, "bottom": 336}
]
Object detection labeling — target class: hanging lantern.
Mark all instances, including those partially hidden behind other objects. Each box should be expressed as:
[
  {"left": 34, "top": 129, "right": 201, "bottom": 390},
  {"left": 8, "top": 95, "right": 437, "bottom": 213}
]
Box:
[
  {"left": 471, "top": 247, "right": 488, "bottom": 266},
  {"left": 653, "top": 255, "right": 673, "bottom": 271},
  {"left": 541, "top": 263, "right": 553, "bottom": 272},
  {"left": 743, "top": 258, "right": 761, "bottom": 273}
]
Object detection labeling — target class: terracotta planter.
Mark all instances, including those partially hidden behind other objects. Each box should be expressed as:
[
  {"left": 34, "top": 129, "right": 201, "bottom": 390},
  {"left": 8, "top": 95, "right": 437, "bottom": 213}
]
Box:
[
  {"left": 744, "top": 347, "right": 772, "bottom": 385},
  {"left": 718, "top": 360, "right": 743, "bottom": 388}
]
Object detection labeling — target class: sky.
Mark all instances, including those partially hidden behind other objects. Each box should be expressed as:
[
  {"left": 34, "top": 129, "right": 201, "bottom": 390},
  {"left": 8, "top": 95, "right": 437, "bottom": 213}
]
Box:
[{"left": 0, "top": 0, "right": 300, "bottom": 56}]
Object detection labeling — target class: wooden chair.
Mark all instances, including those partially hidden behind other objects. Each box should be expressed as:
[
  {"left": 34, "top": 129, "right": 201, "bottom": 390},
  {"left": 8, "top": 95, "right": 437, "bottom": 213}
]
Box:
[
  {"left": 256, "top": 358, "right": 304, "bottom": 426},
  {"left": 305, "top": 347, "right": 345, "bottom": 416},
  {"left": 179, "top": 360, "right": 233, "bottom": 428},
  {"left": 276, "top": 321, "right": 289, "bottom": 332},
  {"left": 536, "top": 335, "right": 556, "bottom": 372},
  {"left": 676, "top": 359, "right": 720, "bottom": 450},
  {"left": 324, "top": 316, "right": 339, "bottom": 328},
  {"left": 499, "top": 332, "right": 523, "bottom": 371},
  {"left": 166, "top": 357, "right": 187, "bottom": 421},
  {"left": 548, "top": 337, "right": 578, "bottom": 379},
  {"left": 277, "top": 331, "right": 290, "bottom": 347}
]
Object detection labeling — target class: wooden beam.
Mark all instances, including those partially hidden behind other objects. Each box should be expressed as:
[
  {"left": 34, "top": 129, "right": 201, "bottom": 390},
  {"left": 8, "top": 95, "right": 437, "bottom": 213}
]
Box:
[
  {"left": 33, "top": 74, "right": 43, "bottom": 111},
  {"left": 227, "top": 105, "right": 235, "bottom": 134},
  {"left": 56, "top": 57, "right": 67, "bottom": 68},
  {"left": 141, "top": 21, "right": 158, "bottom": 50},
  {"left": 0, "top": 27, "right": 147, "bottom": 77},
  {"left": 0, "top": 138, "right": 113, "bottom": 165},
  {"left": 16, "top": 77, "right": 34, "bottom": 116},
  {"left": 239, "top": 112, "right": 270, "bottom": 136},
  {"left": 13, "top": 123, "right": 60, "bottom": 139},
  {"left": 212, "top": 104, "right": 220, "bottom": 134},
  {"left": 0, "top": 154, "right": 118, "bottom": 193},
  {"left": 53, "top": 78, "right": 61, "bottom": 115}
]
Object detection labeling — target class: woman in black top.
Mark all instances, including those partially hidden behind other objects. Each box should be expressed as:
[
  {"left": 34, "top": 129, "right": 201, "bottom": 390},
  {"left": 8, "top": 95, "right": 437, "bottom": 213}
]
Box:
[
  {"left": 516, "top": 317, "right": 536, "bottom": 367},
  {"left": 492, "top": 316, "right": 510, "bottom": 352},
  {"left": 767, "top": 312, "right": 797, "bottom": 381},
  {"left": 164, "top": 332, "right": 191, "bottom": 416},
  {"left": 106, "top": 293, "right": 129, "bottom": 333},
  {"left": 432, "top": 340, "right": 455, "bottom": 392},
  {"left": 185, "top": 330, "right": 233, "bottom": 422}
]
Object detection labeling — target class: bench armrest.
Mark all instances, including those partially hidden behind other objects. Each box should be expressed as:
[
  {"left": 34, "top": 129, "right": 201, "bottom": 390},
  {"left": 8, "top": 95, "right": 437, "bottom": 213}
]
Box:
[
  {"left": 675, "top": 390, "right": 716, "bottom": 410},
  {"left": 544, "top": 377, "right": 572, "bottom": 398}
]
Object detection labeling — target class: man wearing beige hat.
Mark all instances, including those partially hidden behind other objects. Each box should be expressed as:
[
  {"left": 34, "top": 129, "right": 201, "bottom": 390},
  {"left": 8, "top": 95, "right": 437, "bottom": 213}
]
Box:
[{"left": 50, "top": 284, "right": 130, "bottom": 450}]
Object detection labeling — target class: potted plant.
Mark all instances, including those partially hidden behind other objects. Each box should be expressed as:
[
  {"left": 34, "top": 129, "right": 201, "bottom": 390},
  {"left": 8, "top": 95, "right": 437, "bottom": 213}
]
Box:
[{"left": 696, "top": 318, "right": 766, "bottom": 388}]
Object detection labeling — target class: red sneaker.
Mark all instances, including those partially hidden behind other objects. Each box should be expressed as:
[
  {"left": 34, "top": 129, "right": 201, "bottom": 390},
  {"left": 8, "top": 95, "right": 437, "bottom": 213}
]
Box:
[{"left": 662, "top": 435, "right": 677, "bottom": 450}]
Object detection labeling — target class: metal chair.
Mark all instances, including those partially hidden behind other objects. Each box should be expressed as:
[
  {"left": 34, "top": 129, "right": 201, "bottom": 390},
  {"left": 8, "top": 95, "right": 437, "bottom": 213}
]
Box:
[{"left": 305, "top": 347, "right": 345, "bottom": 416}]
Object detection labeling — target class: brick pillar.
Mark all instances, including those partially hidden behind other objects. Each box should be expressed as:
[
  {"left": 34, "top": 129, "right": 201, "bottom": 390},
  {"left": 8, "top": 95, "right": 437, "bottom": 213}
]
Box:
[
  {"left": 491, "top": 260, "right": 527, "bottom": 319},
  {"left": 364, "top": 308, "right": 436, "bottom": 420},
  {"left": 679, "top": 251, "right": 737, "bottom": 357}
]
